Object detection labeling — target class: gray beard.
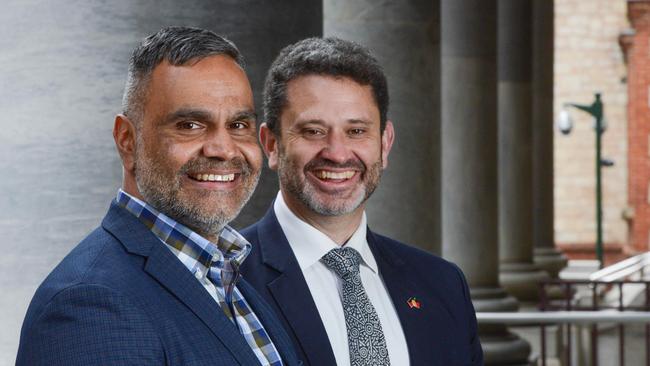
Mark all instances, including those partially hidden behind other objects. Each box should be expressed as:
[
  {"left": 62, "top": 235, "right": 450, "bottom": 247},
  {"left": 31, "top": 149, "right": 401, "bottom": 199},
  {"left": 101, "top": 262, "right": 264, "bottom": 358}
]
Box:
[
  {"left": 277, "top": 150, "right": 382, "bottom": 217},
  {"left": 133, "top": 146, "right": 259, "bottom": 240}
]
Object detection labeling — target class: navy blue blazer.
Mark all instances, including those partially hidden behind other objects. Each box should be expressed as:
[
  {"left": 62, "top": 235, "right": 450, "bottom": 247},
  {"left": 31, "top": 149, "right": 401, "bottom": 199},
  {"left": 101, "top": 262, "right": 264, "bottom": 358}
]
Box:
[
  {"left": 16, "top": 202, "right": 299, "bottom": 366},
  {"left": 240, "top": 208, "right": 483, "bottom": 366}
]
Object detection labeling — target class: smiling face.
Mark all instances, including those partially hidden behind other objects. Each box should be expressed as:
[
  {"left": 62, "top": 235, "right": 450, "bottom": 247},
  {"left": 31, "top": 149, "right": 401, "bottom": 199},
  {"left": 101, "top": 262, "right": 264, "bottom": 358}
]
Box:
[
  {"left": 115, "top": 55, "right": 262, "bottom": 240},
  {"left": 262, "top": 75, "right": 394, "bottom": 220}
]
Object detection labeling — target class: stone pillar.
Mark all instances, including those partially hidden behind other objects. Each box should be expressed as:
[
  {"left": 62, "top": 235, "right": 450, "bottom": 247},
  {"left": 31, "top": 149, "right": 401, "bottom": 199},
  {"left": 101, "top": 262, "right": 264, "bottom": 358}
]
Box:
[
  {"left": 532, "top": 0, "right": 568, "bottom": 277},
  {"left": 498, "top": 0, "right": 550, "bottom": 302},
  {"left": 324, "top": 0, "right": 441, "bottom": 254},
  {"left": 440, "top": 0, "right": 530, "bottom": 364},
  {"left": 0, "top": 0, "right": 321, "bottom": 358}
]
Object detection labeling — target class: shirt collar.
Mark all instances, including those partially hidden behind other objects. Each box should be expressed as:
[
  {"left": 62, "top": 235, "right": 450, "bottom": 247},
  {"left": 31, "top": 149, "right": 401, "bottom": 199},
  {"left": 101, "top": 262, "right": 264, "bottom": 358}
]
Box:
[
  {"left": 116, "top": 189, "right": 251, "bottom": 274},
  {"left": 273, "top": 191, "right": 378, "bottom": 274}
]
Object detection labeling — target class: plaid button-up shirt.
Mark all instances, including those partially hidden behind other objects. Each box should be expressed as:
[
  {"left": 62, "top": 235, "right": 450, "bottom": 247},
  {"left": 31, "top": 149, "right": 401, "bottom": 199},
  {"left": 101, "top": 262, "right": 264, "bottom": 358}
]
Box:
[{"left": 117, "top": 190, "right": 283, "bottom": 366}]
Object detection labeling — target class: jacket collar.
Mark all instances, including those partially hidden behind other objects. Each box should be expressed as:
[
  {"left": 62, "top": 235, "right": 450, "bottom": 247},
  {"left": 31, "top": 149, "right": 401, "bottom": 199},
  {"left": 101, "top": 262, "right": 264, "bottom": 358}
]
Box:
[{"left": 101, "top": 202, "right": 264, "bottom": 365}]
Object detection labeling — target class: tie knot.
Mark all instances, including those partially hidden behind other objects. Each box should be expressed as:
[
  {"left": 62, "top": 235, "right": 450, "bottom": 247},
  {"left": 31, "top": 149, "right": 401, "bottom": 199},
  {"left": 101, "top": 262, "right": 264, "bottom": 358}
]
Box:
[{"left": 321, "top": 247, "right": 362, "bottom": 279}]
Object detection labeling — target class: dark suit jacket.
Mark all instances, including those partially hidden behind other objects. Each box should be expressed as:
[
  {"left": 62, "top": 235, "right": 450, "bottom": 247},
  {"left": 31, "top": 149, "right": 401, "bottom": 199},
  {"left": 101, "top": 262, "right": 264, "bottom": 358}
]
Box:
[
  {"left": 240, "top": 208, "right": 483, "bottom": 366},
  {"left": 16, "top": 202, "right": 299, "bottom": 366}
]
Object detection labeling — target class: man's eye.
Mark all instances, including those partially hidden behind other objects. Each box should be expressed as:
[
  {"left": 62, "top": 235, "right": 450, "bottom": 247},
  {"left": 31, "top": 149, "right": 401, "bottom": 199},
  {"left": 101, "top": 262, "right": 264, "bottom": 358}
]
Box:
[
  {"left": 349, "top": 128, "right": 365, "bottom": 135},
  {"left": 177, "top": 121, "right": 202, "bottom": 130},
  {"left": 303, "top": 128, "right": 325, "bottom": 137},
  {"left": 229, "top": 121, "right": 248, "bottom": 129}
]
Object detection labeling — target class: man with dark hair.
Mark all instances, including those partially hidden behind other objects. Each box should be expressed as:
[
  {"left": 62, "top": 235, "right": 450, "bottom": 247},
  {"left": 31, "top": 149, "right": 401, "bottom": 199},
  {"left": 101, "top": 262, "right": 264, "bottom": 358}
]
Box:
[
  {"left": 16, "top": 26, "right": 298, "bottom": 366},
  {"left": 240, "top": 37, "right": 483, "bottom": 366}
]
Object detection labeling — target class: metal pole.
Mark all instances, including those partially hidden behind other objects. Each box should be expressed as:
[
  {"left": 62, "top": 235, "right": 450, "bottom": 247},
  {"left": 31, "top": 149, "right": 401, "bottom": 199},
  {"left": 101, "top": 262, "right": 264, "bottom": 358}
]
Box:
[
  {"left": 619, "top": 282, "right": 625, "bottom": 366},
  {"left": 592, "top": 285, "right": 598, "bottom": 366},
  {"left": 567, "top": 93, "right": 605, "bottom": 269},
  {"left": 566, "top": 282, "right": 573, "bottom": 365},
  {"left": 645, "top": 283, "right": 650, "bottom": 366},
  {"left": 596, "top": 110, "right": 604, "bottom": 268}
]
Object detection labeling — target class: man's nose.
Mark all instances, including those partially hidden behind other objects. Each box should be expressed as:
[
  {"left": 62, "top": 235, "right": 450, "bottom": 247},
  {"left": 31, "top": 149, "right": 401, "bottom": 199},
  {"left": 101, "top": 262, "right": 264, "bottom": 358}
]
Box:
[
  {"left": 202, "top": 129, "right": 238, "bottom": 161},
  {"left": 320, "top": 131, "right": 352, "bottom": 164}
]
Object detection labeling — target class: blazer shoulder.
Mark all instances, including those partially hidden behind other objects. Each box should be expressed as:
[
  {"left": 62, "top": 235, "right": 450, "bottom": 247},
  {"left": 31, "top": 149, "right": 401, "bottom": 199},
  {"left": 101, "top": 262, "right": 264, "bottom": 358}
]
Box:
[
  {"left": 372, "top": 232, "right": 458, "bottom": 268},
  {"left": 370, "top": 231, "right": 470, "bottom": 290},
  {"left": 17, "top": 283, "right": 163, "bottom": 366},
  {"left": 32, "top": 227, "right": 119, "bottom": 295},
  {"left": 21, "top": 225, "right": 148, "bottom": 335}
]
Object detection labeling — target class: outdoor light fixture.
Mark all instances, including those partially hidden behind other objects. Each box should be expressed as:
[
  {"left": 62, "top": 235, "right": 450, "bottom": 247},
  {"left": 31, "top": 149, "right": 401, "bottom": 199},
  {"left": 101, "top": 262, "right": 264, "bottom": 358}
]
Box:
[
  {"left": 557, "top": 109, "right": 573, "bottom": 135},
  {"left": 557, "top": 93, "right": 611, "bottom": 268}
]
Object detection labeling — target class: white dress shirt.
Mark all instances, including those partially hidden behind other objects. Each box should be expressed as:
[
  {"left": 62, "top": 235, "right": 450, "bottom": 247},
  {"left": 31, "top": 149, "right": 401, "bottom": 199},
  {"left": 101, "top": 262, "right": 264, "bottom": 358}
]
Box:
[{"left": 274, "top": 192, "right": 410, "bottom": 366}]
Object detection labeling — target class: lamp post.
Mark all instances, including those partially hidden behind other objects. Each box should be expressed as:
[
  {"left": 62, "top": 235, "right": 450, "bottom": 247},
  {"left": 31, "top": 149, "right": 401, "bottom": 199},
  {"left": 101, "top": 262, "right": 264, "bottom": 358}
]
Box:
[{"left": 558, "top": 93, "right": 609, "bottom": 268}]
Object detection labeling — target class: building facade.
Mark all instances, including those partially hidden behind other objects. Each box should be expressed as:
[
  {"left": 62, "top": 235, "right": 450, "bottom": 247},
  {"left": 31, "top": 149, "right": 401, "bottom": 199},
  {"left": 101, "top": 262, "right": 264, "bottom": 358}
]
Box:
[{"left": 554, "top": 0, "right": 630, "bottom": 263}]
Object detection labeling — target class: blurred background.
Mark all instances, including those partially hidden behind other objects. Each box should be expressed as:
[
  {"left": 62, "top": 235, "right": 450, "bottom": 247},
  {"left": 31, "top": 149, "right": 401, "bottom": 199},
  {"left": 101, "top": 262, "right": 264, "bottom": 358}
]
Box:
[{"left": 2, "top": 0, "right": 649, "bottom": 364}]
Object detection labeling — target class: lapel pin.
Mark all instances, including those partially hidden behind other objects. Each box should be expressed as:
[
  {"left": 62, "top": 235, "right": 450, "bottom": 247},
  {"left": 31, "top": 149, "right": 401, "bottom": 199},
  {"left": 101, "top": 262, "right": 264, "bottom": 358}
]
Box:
[{"left": 407, "top": 297, "right": 421, "bottom": 309}]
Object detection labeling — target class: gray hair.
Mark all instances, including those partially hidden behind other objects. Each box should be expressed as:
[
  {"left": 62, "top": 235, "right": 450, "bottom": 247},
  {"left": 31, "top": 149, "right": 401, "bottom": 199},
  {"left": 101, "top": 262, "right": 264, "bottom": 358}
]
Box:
[
  {"left": 263, "top": 37, "right": 389, "bottom": 136},
  {"left": 122, "top": 26, "right": 244, "bottom": 125}
]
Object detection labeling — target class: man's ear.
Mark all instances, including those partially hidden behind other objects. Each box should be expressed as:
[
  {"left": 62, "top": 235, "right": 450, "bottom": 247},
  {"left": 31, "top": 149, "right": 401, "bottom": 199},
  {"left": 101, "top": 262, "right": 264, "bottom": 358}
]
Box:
[
  {"left": 380, "top": 120, "right": 395, "bottom": 169},
  {"left": 259, "top": 123, "right": 279, "bottom": 170},
  {"left": 113, "top": 114, "right": 137, "bottom": 172}
]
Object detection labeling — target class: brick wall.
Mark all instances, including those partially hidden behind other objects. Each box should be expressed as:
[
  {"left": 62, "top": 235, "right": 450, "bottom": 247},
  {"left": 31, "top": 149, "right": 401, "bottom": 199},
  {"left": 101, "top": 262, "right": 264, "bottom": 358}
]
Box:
[
  {"left": 554, "top": 0, "right": 629, "bottom": 258},
  {"left": 624, "top": 1, "right": 650, "bottom": 254}
]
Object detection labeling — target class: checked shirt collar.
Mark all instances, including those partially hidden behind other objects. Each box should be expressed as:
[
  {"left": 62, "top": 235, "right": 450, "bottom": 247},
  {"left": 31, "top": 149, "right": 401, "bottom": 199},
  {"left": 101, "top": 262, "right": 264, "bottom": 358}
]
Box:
[
  {"left": 115, "top": 190, "right": 283, "bottom": 366},
  {"left": 115, "top": 189, "right": 249, "bottom": 307}
]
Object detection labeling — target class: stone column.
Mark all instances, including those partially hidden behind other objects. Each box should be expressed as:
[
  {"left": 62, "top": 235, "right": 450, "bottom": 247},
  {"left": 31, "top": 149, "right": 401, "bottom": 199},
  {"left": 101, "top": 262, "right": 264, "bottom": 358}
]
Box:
[
  {"left": 498, "top": 0, "right": 550, "bottom": 302},
  {"left": 440, "top": 0, "right": 530, "bottom": 364},
  {"left": 531, "top": 0, "right": 568, "bottom": 277},
  {"left": 324, "top": 0, "right": 441, "bottom": 254},
  {"left": 0, "top": 0, "right": 321, "bottom": 357}
]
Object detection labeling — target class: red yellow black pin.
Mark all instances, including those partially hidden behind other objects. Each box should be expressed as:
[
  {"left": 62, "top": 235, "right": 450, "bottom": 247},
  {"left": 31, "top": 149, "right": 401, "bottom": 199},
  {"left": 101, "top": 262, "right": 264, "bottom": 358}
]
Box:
[{"left": 407, "top": 297, "right": 421, "bottom": 309}]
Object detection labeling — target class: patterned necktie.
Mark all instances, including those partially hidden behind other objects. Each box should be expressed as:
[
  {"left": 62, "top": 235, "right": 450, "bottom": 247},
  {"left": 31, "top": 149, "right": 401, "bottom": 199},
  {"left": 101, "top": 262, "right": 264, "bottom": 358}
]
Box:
[{"left": 321, "top": 247, "right": 390, "bottom": 366}]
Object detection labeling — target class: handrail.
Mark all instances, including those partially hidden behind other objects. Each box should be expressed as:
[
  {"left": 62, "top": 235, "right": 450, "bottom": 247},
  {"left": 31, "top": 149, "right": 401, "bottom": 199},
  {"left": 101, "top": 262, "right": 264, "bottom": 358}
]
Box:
[
  {"left": 589, "top": 252, "right": 650, "bottom": 282},
  {"left": 477, "top": 311, "right": 650, "bottom": 325},
  {"left": 537, "top": 280, "right": 650, "bottom": 365}
]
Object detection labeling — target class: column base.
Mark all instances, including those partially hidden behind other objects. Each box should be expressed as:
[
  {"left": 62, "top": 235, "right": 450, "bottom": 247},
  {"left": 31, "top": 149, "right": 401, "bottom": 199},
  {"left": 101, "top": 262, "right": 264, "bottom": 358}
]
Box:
[
  {"left": 500, "top": 262, "right": 550, "bottom": 302},
  {"left": 481, "top": 334, "right": 533, "bottom": 366},
  {"left": 472, "top": 287, "right": 532, "bottom": 365},
  {"left": 534, "top": 247, "right": 568, "bottom": 278}
]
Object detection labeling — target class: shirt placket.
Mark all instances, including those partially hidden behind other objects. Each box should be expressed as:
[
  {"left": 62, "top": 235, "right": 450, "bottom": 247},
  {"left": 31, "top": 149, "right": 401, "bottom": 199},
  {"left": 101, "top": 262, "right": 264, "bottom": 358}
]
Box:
[{"left": 223, "top": 259, "right": 242, "bottom": 330}]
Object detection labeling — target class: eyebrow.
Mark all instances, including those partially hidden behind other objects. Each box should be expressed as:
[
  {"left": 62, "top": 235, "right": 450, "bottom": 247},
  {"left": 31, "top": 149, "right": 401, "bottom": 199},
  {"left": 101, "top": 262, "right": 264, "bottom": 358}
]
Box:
[
  {"left": 346, "top": 119, "right": 372, "bottom": 126},
  {"left": 229, "top": 110, "right": 257, "bottom": 123},
  {"left": 163, "top": 108, "right": 214, "bottom": 124},
  {"left": 162, "top": 108, "right": 257, "bottom": 124},
  {"left": 294, "top": 119, "right": 325, "bottom": 127},
  {"left": 293, "top": 118, "right": 373, "bottom": 128}
]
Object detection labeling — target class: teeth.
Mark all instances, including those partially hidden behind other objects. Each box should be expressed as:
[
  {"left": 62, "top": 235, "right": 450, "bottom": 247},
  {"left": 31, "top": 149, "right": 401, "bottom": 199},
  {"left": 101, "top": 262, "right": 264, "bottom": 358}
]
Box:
[
  {"left": 192, "top": 173, "right": 235, "bottom": 182},
  {"left": 315, "top": 170, "right": 355, "bottom": 180}
]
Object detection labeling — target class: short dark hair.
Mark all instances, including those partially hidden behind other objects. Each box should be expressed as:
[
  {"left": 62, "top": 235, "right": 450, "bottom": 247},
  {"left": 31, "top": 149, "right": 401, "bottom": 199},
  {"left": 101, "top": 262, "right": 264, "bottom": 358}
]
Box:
[
  {"left": 263, "top": 37, "right": 389, "bottom": 136},
  {"left": 122, "top": 26, "right": 244, "bottom": 125}
]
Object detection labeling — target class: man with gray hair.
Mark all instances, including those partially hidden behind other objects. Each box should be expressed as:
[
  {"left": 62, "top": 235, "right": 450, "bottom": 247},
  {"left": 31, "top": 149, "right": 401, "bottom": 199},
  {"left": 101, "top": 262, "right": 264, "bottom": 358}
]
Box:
[
  {"left": 17, "top": 26, "right": 298, "bottom": 366},
  {"left": 241, "top": 37, "right": 483, "bottom": 366}
]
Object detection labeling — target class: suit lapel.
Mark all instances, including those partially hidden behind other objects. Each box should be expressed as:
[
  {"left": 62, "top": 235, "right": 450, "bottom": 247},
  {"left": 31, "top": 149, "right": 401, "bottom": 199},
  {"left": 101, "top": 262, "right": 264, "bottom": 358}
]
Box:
[
  {"left": 102, "top": 203, "right": 260, "bottom": 365},
  {"left": 144, "top": 246, "right": 261, "bottom": 365},
  {"left": 256, "top": 209, "right": 337, "bottom": 366},
  {"left": 368, "top": 231, "right": 452, "bottom": 365}
]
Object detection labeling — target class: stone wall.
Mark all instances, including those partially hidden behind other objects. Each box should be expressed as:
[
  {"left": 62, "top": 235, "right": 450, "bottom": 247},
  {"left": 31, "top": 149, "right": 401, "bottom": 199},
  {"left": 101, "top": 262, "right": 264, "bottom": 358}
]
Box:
[{"left": 624, "top": 1, "right": 650, "bottom": 254}]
